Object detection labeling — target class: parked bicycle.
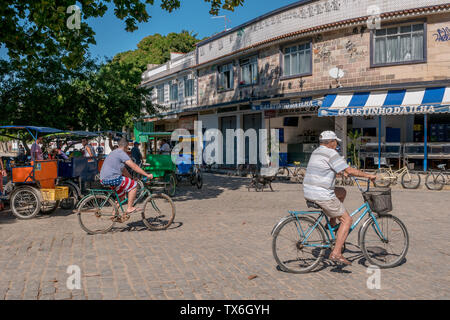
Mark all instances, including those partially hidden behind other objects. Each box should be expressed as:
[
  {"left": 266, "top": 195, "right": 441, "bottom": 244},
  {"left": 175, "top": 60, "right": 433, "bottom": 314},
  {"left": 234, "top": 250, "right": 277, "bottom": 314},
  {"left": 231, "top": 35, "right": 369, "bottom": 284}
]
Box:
[
  {"left": 277, "top": 162, "right": 306, "bottom": 183},
  {"left": 374, "top": 161, "right": 420, "bottom": 189},
  {"left": 77, "top": 178, "right": 175, "bottom": 234},
  {"left": 335, "top": 172, "right": 354, "bottom": 186},
  {"left": 271, "top": 178, "right": 409, "bottom": 273},
  {"left": 425, "top": 164, "right": 450, "bottom": 191}
]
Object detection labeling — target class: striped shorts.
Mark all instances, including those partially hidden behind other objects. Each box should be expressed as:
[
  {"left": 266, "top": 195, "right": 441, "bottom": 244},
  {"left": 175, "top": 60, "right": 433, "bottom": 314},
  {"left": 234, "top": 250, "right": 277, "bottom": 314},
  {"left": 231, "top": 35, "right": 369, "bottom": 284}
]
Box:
[{"left": 101, "top": 176, "right": 137, "bottom": 199}]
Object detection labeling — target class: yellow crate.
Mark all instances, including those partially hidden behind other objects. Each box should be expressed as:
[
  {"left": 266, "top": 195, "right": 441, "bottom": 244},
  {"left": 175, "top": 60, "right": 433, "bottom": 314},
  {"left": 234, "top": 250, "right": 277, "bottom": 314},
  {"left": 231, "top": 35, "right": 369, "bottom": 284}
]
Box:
[{"left": 41, "top": 186, "right": 69, "bottom": 201}]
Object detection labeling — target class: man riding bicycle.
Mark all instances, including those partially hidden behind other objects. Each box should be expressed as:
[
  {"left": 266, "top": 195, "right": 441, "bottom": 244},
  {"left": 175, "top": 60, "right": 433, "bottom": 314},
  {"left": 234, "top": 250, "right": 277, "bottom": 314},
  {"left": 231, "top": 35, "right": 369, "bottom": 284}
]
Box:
[
  {"left": 303, "top": 131, "right": 376, "bottom": 266},
  {"left": 100, "top": 138, "right": 153, "bottom": 220}
]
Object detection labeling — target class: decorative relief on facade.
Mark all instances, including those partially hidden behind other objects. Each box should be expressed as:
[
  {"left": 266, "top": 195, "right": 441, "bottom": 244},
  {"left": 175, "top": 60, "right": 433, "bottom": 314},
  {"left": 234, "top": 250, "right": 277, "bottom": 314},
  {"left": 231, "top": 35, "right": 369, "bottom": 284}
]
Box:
[
  {"left": 345, "top": 39, "right": 365, "bottom": 58},
  {"left": 314, "top": 44, "right": 332, "bottom": 63}
]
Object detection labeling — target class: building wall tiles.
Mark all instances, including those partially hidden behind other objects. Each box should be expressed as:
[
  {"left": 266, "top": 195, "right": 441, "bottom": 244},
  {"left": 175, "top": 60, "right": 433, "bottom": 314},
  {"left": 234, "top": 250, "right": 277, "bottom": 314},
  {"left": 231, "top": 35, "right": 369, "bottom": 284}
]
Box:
[{"left": 197, "top": 12, "right": 450, "bottom": 107}]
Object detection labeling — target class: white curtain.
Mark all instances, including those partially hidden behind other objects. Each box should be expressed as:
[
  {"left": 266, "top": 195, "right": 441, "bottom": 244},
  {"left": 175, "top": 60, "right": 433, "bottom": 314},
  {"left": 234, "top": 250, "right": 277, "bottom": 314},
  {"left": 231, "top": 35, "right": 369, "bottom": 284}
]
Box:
[{"left": 374, "top": 25, "right": 423, "bottom": 64}]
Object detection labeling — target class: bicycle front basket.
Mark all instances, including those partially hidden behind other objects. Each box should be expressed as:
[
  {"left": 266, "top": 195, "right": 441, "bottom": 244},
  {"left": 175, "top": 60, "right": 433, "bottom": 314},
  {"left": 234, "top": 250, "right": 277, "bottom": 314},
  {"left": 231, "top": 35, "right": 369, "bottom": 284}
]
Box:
[{"left": 364, "top": 188, "right": 393, "bottom": 214}]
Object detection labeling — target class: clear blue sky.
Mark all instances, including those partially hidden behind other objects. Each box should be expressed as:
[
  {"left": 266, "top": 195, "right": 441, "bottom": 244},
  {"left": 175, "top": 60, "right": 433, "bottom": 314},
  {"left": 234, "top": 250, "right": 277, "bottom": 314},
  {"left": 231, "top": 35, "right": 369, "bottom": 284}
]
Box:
[{"left": 84, "top": 0, "right": 298, "bottom": 61}]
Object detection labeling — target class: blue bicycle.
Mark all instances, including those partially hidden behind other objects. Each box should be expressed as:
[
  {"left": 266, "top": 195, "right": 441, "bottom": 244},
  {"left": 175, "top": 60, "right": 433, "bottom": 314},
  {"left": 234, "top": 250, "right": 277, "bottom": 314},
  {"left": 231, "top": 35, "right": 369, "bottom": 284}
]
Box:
[{"left": 271, "top": 178, "right": 409, "bottom": 273}]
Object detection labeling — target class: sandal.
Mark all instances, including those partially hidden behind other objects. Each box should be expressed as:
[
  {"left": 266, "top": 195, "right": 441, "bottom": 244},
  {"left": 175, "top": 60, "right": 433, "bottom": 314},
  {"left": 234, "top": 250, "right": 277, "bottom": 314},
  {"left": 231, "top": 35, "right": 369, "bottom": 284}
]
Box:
[{"left": 329, "top": 253, "right": 352, "bottom": 266}]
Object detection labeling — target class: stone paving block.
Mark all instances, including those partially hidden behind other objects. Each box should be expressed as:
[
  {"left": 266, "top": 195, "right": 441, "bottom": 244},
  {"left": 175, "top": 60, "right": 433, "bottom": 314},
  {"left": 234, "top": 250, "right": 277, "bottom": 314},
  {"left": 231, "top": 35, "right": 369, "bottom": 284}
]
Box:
[{"left": 1, "top": 175, "right": 450, "bottom": 300}]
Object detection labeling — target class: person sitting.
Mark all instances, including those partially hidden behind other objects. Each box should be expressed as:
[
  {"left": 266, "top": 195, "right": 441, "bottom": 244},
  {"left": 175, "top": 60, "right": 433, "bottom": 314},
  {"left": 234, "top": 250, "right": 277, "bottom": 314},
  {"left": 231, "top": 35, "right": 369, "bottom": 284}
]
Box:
[
  {"left": 131, "top": 142, "right": 142, "bottom": 166},
  {"left": 49, "top": 148, "right": 69, "bottom": 160},
  {"left": 100, "top": 138, "right": 153, "bottom": 221},
  {"left": 31, "top": 136, "right": 44, "bottom": 161},
  {"left": 159, "top": 139, "right": 171, "bottom": 155},
  {"left": 303, "top": 131, "right": 376, "bottom": 266},
  {"left": 81, "top": 138, "right": 96, "bottom": 158}
]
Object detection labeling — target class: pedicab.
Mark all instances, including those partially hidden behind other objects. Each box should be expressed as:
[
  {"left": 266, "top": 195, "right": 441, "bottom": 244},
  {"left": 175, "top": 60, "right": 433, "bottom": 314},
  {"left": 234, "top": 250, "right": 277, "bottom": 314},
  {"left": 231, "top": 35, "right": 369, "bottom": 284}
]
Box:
[
  {"left": 43, "top": 130, "right": 100, "bottom": 210},
  {"left": 139, "top": 132, "right": 177, "bottom": 197},
  {"left": 0, "top": 126, "right": 70, "bottom": 219},
  {"left": 175, "top": 135, "right": 203, "bottom": 189}
]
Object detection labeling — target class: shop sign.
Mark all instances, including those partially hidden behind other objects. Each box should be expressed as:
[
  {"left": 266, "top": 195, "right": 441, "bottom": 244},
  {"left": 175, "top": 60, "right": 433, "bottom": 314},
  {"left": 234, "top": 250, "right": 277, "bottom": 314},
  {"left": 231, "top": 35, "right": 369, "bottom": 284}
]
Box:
[
  {"left": 278, "top": 107, "right": 319, "bottom": 116},
  {"left": 253, "top": 100, "right": 321, "bottom": 111},
  {"left": 320, "top": 105, "right": 450, "bottom": 117}
]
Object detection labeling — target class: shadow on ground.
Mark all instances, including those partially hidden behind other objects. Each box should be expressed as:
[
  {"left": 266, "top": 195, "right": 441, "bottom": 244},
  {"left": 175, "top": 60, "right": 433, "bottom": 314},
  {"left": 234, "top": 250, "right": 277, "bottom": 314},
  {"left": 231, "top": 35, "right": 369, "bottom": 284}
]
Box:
[{"left": 171, "top": 173, "right": 251, "bottom": 202}]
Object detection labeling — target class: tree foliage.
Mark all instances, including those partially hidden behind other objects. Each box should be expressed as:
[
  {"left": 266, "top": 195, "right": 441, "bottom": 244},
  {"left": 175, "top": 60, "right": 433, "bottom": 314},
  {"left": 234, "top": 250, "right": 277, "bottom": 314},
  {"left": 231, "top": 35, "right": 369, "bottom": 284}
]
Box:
[
  {"left": 113, "top": 30, "right": 201, "bottom": 71},
  {"left": 0, "top": 55, "right": 155, "bottom": 131},
  {"left": 0, "top": 28, "right": 204, "bottom": 131},
  {"left": 1, "top": 0, "right": 245, "bottom": 69}
]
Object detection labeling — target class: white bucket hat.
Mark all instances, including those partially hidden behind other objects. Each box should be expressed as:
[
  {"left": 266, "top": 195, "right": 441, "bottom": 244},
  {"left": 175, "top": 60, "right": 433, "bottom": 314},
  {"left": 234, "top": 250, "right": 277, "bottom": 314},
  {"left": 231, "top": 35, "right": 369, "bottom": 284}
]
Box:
[{"left": 319, "top": 131, "right": 342, "bottom": 142}]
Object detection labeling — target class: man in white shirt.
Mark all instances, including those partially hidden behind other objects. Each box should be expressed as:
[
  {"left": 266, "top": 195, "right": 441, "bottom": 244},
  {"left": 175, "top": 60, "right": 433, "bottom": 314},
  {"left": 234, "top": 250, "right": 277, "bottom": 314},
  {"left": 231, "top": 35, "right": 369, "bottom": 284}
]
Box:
[{"left": 303, "top": 131, "right": 376, "bottom": 266}]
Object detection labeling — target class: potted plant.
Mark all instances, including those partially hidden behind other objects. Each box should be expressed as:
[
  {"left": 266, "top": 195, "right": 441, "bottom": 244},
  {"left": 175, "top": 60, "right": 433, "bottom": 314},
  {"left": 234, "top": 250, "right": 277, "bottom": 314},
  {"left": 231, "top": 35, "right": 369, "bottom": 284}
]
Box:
[{"left": 347, "top": 129, "right": 362, "bottom": 169}]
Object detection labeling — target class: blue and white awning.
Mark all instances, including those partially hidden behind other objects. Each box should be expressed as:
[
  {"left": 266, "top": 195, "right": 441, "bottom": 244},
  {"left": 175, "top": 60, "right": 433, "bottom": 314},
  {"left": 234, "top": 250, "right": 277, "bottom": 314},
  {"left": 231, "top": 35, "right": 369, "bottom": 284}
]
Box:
[{"left": 319, "top": 87, "right": 450, "bottom": 117}]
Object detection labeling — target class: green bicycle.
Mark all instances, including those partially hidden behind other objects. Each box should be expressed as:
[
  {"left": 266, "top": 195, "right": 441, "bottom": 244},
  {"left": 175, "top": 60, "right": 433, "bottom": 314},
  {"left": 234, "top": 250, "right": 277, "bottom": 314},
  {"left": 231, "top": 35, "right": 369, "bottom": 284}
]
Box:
[{"left": 77, "top": 179, "right": 175, "bottom": 234}]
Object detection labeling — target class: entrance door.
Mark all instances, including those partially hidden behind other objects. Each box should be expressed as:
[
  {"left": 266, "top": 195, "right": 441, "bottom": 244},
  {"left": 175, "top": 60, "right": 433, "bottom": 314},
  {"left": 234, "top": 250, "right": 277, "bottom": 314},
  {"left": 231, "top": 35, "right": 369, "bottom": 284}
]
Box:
[
  {"left": 220, "top": 116, "right": 237, "bottom": 167},
  {"left": 243, "top": 113, "right": 262, "bottom": 165}
]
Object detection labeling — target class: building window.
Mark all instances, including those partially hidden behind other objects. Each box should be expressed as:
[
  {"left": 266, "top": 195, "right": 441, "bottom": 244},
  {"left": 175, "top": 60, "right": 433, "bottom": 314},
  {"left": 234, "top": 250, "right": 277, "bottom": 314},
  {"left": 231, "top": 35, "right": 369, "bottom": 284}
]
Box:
[
  {"left": 157, "top": 85, "right": 164, "bottom": 103},
  {"left": 283, "top": 42, "right": 312, "bottom": 77},
  {"left": 240, "top": 56, "right": 258, "bottom": 86},
  {"left": 218, "top": 63, "right": 234, "bottom": 91},
  {"left": 184, "top": 77, "right": 194, "bottom": 97},
  {"left": 170, "top": 82, "right": 178, "bottom": 101},
  {"left": 373, "top": 23, "right": 425, "bottom": 66}
]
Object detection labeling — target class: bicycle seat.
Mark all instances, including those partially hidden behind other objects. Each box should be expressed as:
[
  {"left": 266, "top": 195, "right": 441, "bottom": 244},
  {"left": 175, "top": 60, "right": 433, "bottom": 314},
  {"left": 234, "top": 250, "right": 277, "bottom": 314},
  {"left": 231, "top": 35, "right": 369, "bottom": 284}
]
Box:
[
  {"left": 306, "top": 200, "right": 321, "bottom": 210},
  {"left": 437, "top": 164, "right": 447, "bottom": 170}
]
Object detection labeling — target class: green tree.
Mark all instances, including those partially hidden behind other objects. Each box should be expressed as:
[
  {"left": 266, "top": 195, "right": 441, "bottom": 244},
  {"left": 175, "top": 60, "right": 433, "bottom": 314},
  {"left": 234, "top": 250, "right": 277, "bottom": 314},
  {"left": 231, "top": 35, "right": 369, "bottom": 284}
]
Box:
[
  {"left": 113, "top": 30, "right": 201, "bottom": 71},
  {"left": 0, "top": 55, "right": 155, "bottom": 131},
  {"left": 1, "top": 0, "right": 245, "bottom": 69}
]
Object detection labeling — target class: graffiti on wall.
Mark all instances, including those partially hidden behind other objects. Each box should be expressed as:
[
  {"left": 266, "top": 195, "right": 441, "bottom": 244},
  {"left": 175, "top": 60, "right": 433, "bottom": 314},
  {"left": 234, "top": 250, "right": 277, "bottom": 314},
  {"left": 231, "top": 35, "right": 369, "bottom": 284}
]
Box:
[{"left": 433, "top": 27, "right": 450, "bottom": 42}]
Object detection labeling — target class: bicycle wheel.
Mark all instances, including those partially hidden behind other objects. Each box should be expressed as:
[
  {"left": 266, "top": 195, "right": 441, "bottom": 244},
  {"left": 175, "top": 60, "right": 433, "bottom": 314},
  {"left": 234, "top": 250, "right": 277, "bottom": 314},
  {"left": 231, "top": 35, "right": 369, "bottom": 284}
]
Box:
[
  {"left": 141, "top": 193, "right": 176, "bottom": 231},
  {"left": 360, "top": 214, "right": 409, "bottom": 268},
  {"left": 272, "top": 216, "right": 327, "bottom": 273},
  {"left": 277, "top": 167, "right": 288, "bottom": 177},
  {"left": 297, "top": 169, "right": 306, "bottom": 183},
  {"left": 77, "top": 194, "right": 117, "bottom": 235},
  {"left": 10, "top": 187, "right": 42, "bottom": 219},
  {"left": 196, "top": 172, "right": 203, "bottom": 189},
  {"left": 401, "top": 171, "right": 421, "bottom": 189},
  {"left": 164, "top": 173, "right": 177, "bottom": 197},
  {"left": 59, "top": 184, "right": 79, "bottom": 210},
  {"left": 425, "top": 172, "right": 445, "bottom": 191},
  {"left": 374, "top": 170, "right": 391, "bottom": 187}
]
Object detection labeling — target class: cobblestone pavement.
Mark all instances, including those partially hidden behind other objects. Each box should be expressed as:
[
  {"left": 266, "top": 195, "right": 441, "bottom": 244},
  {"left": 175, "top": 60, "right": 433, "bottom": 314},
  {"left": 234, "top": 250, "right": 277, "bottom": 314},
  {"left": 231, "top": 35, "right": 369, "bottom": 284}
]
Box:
[{"left": 0, "top": 174, "right": 449, "bottom": 300}]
